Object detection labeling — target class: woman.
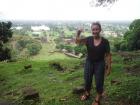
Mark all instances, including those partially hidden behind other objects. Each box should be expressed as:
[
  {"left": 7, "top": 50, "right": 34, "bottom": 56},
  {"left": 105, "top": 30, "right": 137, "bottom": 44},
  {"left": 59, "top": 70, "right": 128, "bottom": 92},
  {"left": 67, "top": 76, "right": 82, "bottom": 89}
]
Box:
[{"left": 75, "top": 22, "right": 111, "bottom": 105}]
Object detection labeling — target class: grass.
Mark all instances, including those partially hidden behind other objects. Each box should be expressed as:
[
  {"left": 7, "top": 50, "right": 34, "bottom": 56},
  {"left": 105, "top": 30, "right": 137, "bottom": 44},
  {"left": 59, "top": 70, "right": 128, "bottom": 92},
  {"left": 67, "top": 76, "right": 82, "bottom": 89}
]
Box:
[
  {"left": 31, "top": 43, "right": 70, "bottom": 61},
  {"left": 0, "top": 50, "right": 140, "bottom": 105}
]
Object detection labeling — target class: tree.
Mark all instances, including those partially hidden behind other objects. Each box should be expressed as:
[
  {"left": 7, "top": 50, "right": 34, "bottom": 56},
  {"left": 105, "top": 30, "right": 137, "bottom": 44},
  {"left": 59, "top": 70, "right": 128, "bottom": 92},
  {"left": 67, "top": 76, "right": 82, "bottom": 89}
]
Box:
[
  {"left": 90, "top": 0, "right": 118, "bottom": 7},
  {"left": 124, "top": 19, "right": 140, "bottom": 50},
  {"left": 114, "top": 19, "right": 140, "bottom": 51},
  {"left": 0, "top": 21, "right": 12, "bottom": 43},
  {"left": 0, "top": 21, "right": 13, "bottom": 61}
]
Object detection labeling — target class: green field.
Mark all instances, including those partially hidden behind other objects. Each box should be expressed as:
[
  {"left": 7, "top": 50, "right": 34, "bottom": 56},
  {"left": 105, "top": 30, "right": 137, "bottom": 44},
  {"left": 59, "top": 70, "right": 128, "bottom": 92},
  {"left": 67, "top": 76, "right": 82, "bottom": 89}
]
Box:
[
  {"left": 31, "top": 43, "right": 69, "bottom": 61},
  {"left": 0, "top": 45, "right": 140, "bottom": 105}
]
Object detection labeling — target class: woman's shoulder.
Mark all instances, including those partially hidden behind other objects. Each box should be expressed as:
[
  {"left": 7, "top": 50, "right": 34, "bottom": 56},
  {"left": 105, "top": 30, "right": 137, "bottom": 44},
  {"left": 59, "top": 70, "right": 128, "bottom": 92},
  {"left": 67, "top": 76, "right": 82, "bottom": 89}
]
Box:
[
  {"left": 102, "top": 37, "right": 109, "bottom": 43},
  {"left": 84, "top": 36, "right": 93, "bottom": 45}
]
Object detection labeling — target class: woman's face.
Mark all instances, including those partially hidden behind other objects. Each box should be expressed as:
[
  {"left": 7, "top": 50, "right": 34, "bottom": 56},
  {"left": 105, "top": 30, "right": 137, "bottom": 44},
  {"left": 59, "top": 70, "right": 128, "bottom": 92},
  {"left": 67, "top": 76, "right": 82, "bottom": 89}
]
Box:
[{"left": 91, "top": 25, "right": 101, "bottom": 36}]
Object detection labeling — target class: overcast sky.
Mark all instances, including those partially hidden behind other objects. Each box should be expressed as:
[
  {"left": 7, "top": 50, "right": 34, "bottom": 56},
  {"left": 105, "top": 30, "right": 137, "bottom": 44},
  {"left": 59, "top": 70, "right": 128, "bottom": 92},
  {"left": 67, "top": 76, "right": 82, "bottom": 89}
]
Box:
[{"left": 0, "top": 0, "right": 140, "bottom": 21}]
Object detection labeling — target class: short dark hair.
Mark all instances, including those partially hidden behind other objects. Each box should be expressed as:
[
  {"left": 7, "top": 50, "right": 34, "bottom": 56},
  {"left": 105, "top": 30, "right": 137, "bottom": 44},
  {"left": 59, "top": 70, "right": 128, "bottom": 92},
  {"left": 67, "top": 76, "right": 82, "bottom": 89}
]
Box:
[{"left": 91, "top": 22, "right": 101, "bottom": 30}]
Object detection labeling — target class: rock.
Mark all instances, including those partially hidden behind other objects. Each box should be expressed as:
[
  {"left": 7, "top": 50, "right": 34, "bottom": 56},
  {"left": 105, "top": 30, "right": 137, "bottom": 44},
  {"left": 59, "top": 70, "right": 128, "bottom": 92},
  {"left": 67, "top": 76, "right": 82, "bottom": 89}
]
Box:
[
  {"left": 49, "top": 62, "right": 64, "bottom": 71},
  {"left": 22, "top": 86, "right": 39, "bottom": 100},
  {"left": 72, "top": 86, "right": 85, "bottom": 94},
  {"left": 63, "top": 52, "right": 81, "bottom": 58},
  {"left": 24, "top": 64, "right": 32, "bottom": 69},
  {"left": 111, "top": 80, "right": 121, "bottom": 85}
]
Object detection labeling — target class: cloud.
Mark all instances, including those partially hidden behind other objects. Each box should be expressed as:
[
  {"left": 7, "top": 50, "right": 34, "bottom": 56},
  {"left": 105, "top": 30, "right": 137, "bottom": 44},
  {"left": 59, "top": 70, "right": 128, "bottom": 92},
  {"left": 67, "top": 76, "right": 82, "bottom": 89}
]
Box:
[{"left": 0, "top": 0, "right": 140, "bottom": 21}]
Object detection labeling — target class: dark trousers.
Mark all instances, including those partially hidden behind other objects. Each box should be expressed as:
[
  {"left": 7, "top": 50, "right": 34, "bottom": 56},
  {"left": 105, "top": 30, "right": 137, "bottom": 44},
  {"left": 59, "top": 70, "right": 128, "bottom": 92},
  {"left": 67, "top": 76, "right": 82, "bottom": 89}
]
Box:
[{"left": 84, "top": 59, "right": 105, "bottom": 94}]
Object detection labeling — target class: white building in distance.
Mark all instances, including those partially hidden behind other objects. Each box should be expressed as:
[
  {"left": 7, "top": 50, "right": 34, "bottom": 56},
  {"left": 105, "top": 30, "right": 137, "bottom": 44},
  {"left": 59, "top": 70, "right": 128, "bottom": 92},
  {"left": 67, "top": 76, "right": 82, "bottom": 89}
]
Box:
[{"left": 31, "top": 25, "right": 50, "bottom": 31}]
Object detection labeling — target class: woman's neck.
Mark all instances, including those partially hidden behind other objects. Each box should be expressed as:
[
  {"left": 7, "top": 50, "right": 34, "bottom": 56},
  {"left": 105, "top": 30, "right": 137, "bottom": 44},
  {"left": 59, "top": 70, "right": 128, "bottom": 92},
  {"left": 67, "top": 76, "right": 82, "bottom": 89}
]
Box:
[{"left": 93, "top": 35, "right": 101, "bottom": 40}]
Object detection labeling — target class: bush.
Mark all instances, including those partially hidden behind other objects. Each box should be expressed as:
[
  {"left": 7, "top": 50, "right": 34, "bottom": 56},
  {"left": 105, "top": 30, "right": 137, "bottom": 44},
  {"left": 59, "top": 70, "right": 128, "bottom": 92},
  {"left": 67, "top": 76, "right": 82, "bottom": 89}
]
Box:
[
  {"left": 64, "top": 45, "right": 74, "bottom": 52},
  {"left": 120, "top": 42, "right": 127, "bottom": 51},
  {"left": 114, "top": 42, "right": 121, "bottom": 51},
  {"left": 56, "top": 44, "right": 74, "bottom": 52},
  {"left": 74, "top": 45, "right": 87, "bottom": 55},
  {"left": 16, "top": 38, "right": 32, "bottom": 50},
  {"left": 26, "top": 43, "right": 42, "bottom": 55},
  {"left": 17, "top": 39, "right": 28, "bottom": 48},
  {"left": 0, "top": 47, "right": 11, "bottom": 61},
  {"left": 10, "top": 49, "right": 20, "bottom": 61},
  {"left": 56, "top": 44, "right": 65, "bottom": 50},
  {"left": 14, "top": 36, "right": 42, "bottom": 57}
]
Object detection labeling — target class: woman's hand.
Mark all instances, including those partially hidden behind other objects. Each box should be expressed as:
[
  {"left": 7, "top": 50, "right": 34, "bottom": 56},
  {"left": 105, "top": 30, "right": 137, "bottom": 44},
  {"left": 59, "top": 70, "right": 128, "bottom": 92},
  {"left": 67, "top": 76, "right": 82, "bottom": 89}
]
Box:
[
  {"left": 75, "top": 28, "right": 86, "bottom": 45},
  {"left": 77, "top": 28, "right": 84, "bottom": 36}
]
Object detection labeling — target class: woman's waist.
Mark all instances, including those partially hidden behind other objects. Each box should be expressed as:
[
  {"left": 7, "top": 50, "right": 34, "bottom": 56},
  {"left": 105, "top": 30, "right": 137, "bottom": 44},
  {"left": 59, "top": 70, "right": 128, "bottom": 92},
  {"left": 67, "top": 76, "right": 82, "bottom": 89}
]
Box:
[{"left": 86, "top": 56, "right": 105, "bottom": 62}]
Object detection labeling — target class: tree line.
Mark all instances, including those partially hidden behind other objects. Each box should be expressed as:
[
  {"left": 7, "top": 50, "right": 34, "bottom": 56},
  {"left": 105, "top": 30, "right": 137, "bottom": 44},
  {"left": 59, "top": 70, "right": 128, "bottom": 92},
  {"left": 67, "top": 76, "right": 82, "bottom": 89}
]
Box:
[
  {"left": 114, "top": 19, "right": 140, "bottom": 51},
  {"left": 0, "top": 19, "right": 140, "bottom": 61}
]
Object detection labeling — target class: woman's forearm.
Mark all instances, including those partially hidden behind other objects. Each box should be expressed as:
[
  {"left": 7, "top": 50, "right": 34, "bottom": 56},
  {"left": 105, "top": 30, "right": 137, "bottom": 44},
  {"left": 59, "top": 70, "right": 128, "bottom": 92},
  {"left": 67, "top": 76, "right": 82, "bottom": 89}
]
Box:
[{"left": 105, "top": 53, "right": 112, "bottom": 75}]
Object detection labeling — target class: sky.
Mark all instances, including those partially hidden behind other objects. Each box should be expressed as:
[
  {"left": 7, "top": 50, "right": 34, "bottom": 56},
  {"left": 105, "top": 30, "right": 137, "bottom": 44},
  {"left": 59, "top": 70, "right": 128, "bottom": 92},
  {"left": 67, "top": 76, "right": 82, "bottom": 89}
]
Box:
[{"left": 0, "top": 0, "right": 140, "bottom": 21}]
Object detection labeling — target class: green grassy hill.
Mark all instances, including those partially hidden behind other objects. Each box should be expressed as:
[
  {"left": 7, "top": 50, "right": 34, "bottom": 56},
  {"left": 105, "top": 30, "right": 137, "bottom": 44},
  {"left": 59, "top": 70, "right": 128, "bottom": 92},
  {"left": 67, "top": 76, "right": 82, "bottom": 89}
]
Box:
[{"left": 0, "top": 50, "right": 140, "bottom": 105}]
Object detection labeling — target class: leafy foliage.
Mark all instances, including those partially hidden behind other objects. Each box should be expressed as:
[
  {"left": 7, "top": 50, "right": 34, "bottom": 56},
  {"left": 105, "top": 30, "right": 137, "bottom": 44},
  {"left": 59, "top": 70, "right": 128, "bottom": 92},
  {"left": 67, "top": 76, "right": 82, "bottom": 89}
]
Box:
[
  {"left": 9, "top": 36, "right": 42, "bottom": 60},
  {"left": 0, "top": 21, "right": 13, "bottom": 61},
  {"left": 26, "top": 42, "right": 42, "bottom": 55},
  {"left": 114, "top": 19, "right": 140, "bottom": 51},
  {"left": 56, "top": 44, "right": 74, "bottom": 52},
  {"left": 74, "top": 45, "right": 87, "bottom": 55},
  {"left": 90, "top": 0, "right": 118, "bottom": 7}
]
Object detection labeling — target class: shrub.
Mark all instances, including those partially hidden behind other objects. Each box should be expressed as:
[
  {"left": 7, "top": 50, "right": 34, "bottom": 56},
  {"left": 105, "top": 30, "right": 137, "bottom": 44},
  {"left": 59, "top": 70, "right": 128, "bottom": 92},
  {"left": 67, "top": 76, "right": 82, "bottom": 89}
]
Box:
[
  {"left": 120, "top": 42, "right": 127, "bottom": 51},
  {"left": 26, "top": 43, "right": 42, "bottom": 55},
  {"left": 74, "top": 45, "right": 87, "bottom": 55}
]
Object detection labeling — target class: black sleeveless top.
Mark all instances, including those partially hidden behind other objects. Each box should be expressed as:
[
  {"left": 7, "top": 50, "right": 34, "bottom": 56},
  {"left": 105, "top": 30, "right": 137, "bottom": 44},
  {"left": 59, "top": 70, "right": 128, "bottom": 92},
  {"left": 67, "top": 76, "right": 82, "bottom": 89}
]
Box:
[{"left": 86, "top": 36, "right": 110, "bottom": 62}]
